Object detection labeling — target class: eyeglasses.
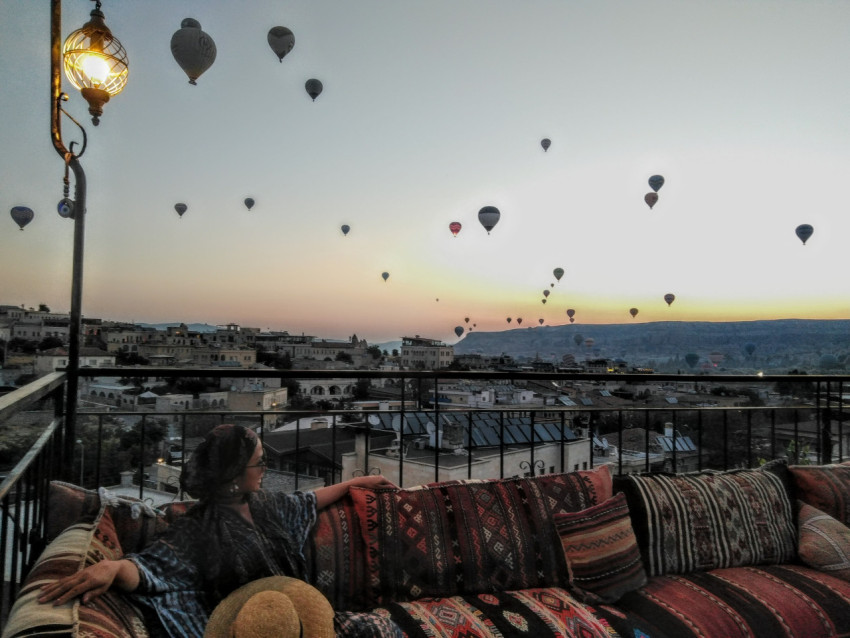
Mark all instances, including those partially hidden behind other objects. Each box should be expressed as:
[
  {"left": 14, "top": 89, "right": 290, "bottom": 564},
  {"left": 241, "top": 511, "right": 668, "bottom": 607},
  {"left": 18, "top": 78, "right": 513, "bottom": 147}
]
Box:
[{"left": 246, "top": 456, "right": 267, "bottom": 469}]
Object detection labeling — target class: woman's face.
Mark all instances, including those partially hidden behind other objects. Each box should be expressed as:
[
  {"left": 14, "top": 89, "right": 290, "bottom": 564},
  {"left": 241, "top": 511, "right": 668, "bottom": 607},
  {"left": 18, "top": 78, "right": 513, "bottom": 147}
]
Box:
[{"left": 236, "top": 438, "right": 266, "bottom": 493}]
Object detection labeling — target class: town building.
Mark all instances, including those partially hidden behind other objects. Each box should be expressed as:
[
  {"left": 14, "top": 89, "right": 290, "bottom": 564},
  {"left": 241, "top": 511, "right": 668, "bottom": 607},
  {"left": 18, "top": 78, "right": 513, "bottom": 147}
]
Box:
[{"left": 400, "top": 336, "right": 454, "bottom": 370}]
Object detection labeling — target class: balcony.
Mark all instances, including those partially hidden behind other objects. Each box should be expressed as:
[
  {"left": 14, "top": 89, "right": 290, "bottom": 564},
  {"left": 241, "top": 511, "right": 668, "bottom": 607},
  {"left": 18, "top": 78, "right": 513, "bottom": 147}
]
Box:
[{"left": 0, "top": 367, "right": 847, "bottom": 622}]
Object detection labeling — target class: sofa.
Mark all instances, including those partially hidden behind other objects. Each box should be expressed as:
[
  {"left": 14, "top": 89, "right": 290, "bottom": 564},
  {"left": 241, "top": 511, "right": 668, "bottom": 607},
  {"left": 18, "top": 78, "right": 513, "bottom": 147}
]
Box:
[{"left": 4, "top": 460, "right": 850, "bottom": 638}]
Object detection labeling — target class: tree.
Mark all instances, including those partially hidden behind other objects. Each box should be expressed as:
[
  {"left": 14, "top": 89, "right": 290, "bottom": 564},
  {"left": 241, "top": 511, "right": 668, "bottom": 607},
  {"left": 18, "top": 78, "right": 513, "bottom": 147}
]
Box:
[
  {"left": 352, "top": 378, "right": 372, "bottom": 400},
  {"left": 38, "top": 303, "right": 50, "bottom": 312},
  {"left": 335, "top": 351, "right": 354, "bottom": 364},
  {"left": 115, "top": 351, "right": 149, "bottom": 366},
  {"left": 38, "top": 336, "right": 65, "bottom": 351},
  {"left": 367, "top": 345, "right": 382, "bottom": 361}
]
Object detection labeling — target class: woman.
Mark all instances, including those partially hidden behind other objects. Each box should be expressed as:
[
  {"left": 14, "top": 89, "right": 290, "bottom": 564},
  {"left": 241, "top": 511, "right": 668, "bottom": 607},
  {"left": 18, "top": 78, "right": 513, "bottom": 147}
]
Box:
[{"left": 39, "top": 424, "right": 401, "bottom": 638}]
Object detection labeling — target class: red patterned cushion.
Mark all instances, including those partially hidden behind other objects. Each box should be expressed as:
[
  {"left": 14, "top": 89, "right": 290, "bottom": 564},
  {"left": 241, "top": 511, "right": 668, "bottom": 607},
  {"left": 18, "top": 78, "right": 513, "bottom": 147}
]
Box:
[
  {"left": 46, "top": 480, "right": 101, "bottom": 541},
  {"left": 350, "top": 467, "right": 612, "bottom": 604},
  {"left": 616, "top": 463, "right": 796, "bottom": 577},
  {"left": 305, "top": 496, "right": 373, "bottom": 611},
  {"left": 375, "top": 587, "right": 616, "bottom": 638},
  {"left": 553, "top": 492, "right": 647, "bottom": 603},
  {"left": 791, "top": 464, "right": 850, "bottom": 527},
  {"left": 797, "top": 500, "right": 850, "bottom": 581}
]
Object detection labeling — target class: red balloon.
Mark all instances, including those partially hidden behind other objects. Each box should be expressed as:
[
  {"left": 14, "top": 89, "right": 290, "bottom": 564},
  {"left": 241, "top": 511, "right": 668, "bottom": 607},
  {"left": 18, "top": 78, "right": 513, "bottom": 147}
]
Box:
[{"left": 449, "top": 221, "right": 462, "bottom": 237}]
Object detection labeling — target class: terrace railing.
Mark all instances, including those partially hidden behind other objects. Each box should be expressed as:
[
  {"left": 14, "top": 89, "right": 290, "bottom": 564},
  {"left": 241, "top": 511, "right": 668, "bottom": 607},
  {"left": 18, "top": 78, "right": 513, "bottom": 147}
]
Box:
[{"left": 0, "top": 368, "right": 846, "bottom": 623}]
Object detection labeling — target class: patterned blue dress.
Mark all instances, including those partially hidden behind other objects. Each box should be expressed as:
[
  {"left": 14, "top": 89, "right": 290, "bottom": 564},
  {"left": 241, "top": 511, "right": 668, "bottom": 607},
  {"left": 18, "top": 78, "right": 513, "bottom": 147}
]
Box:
[{"left": 126, "top": 490, "right": 400, "bottom": 638}]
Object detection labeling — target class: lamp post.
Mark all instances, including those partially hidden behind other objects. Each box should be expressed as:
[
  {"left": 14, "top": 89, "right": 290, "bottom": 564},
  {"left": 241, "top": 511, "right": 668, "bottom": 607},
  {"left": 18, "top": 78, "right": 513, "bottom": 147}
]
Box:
[
  {"left": 50, "top": 0, "right": 128, "bottom": 480},
  {"left": 76, "top": 439, "right": 84, "bottom": 486}
]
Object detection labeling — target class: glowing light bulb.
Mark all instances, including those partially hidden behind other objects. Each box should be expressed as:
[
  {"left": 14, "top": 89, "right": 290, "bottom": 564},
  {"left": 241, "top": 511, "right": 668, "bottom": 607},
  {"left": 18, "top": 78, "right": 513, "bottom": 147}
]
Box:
[{"left": 80, "top": 53, "right": 110, "bottom": 87}]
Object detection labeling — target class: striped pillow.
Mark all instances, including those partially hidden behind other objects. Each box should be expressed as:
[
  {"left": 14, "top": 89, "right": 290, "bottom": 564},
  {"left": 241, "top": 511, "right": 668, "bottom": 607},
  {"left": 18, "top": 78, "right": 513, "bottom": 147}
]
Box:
[
  {"left": 553, "top": 492, "right": 647, "bottom": 603},
  {"left": 617, "top": 463, "right": 797, "bottom": 577},
  {"left": 797, "top": 500, "right": 850, "bottom": 581}
]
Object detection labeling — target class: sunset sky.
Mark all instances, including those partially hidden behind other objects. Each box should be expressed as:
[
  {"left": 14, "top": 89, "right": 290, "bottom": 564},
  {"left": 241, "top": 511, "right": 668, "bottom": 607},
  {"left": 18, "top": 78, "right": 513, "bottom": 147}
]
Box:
[{"left": 2, "top": 1, "right": 848, "bottom": 344}]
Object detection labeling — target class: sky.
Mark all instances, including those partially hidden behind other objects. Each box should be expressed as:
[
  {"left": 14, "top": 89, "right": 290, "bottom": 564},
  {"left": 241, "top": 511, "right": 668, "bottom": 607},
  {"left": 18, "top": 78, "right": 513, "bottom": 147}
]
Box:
[{"left": 2, "top": 1, "right": 849, "bottom": 345}]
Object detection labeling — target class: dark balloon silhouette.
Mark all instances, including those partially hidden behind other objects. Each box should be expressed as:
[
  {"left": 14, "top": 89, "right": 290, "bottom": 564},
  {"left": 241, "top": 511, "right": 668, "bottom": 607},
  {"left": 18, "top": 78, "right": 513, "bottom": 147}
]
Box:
[
  {"left": 381, "top": 272, "right": 389, "bottom": 282},
  {"left": 644, "top": 192, "right": 658, "bottom": 209},
  {"left": 629, "top": 307, "right": 638, "bottom": 318},
  {"left": 516, "top": 318, "right": 523, "bottom": 325},
  {"left": 171, "top": 19, "right": 216, "bottom": 85},
  {"left": 648, "top": 175, "right": 665, "bottom": 192},
  {"left": 174, "top": 203, "right": 187, "bottom": 218},
  {"left": 553, "top": 267, "right": 564, "bottom": 281},
  {"left": 664, "top": 293, "right": 675, "bottom": 306},
  {"left": 341, "top": 224, "right": 350, "bottom": 236},
  {"left": 305, "top": 78, "right": 323, "bottom": 101},
  {"left": 795, "top": 224, "right": 814, "bottom": 245},
  {"left": 541, "top": 138, "right": 551, "bottom": 152},
  {"left": 685, "top": 353, "right": 699, "bottom": 368},
  {"left": 449, "top": 221, "right": 462, "bottom": 237},
  {"left": 267, "top": 26, "right": 294, "bottom": 62},
  {"left": 454, "top": 326, "right": 464, "bottom": 338},
  {"left": 478, "top": 206, "right": 500, "bottom": 233},
  {"left": 10, "top": 206, "right": 34, "bottom": 230}
]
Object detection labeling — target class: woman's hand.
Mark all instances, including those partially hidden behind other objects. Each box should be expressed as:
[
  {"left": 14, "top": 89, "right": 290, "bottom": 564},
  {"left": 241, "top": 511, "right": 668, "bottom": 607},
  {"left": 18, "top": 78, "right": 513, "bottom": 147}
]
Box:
[
  {"left": 38, "top": 559, "right": 139, "bottom": 606},
  {"left": 349, "top": 475, "right": 397, "bottom": 490}
]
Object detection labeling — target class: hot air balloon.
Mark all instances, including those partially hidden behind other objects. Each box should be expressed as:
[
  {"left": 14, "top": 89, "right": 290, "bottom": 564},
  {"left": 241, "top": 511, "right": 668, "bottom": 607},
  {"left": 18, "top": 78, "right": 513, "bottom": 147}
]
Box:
[
  {"left": 538, "top": 318, "right": 544, "bottom": 325},
  {"left": 644, "top": 192, "right": 658, "bottom": 209},
  {"left": 543, "top": 290, "right": 550, "bottom": 298},
  {"left": 464, "top": 317, "right": 470, "bottom": 323},
  {"left": 573, "top": 333, "right": 584, "bottom": 347},
  {"left": 648, "top": 175, "right": 665, "bottom": 192},
  {"left": 454, "top": 326, "right": 464, "bottom": 338},
  {"left": 174, "top": 203, "right": 187, "bottom": 218},
  {"left": 305, "top": 79, "right": 323, "bottom": 101},
  {"left": 449, "top": 221, "right": 462, "bottom": 237},
  {"left": 795, "top": 224, "right": 814, "bottom": 245},
  {"left": 516, "top": 318, "right": 523, "bottom": 325},
  {"left": 566, "top": 309, "right": 576, "bottom": 320},
  {"left": 170, "top": 19, "right": 217, "bottom": 85},
  {"left": 506, "top": 317, "right": 512, "bottom": 324},
  {"left": 584, "top": 337, "right": 595, "bottom": 348},
  {"left": 341, "top": 224, "right": 350, "bottom": 236},
  {"left": 664, "top": 293, "right": 675, "bottom": 306},
  {"left": 244, "top": 198, "right": 255, "bottom": 210},
  {"left": 684, "top": 353, "right": 699, "bottom": 368},
  {"left": 553, "top": 267, "right": 564, "bottom": 281},
  {"left": 381, "top": 272, "right": 389, "bottom": 282},
  {"left": 629, "top": 307, "right": 638, "bottom": 318},
  {"left": 267, "top": 26, "right": 294, "bottom": 62},
  {"left": 744, "top": 343, "right": 756, "bottom": 358},
  {"left": 10, "top": 206, "right": 34, "bottom": 230},
  {"left": 478, "top": 206, "right": 500, "bottom": 233},
  {"left": 709, "top": 352, "right": 724, "bottom": 365},
  {"left": 541, "top": 138, "right": 551, "bottom": 152}
]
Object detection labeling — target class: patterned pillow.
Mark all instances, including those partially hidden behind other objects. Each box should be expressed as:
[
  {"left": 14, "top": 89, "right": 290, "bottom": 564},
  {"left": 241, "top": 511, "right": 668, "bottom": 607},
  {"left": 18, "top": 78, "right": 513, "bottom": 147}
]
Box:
[
  {"left": 305, "top": 496, "right": 374, "bottom": 612},
  {"left": 4, "top": 504, "right": 149, "bottom": 638},
  {"left": 46, "top": 480, "right": 101, "bottom": 541},
  {"left": 350, "top": 467, "right": 612, "bottom": 604},
  {"left": 553, "top": 492, "right": 647, "bottom": 603},
  {"left": 797, "top": 500, "right": 850, "bottom": 581},
  {"left": 791, "top": 464, "right": 850, "bottom": 527},
  {"left": 616, "top": 463, "right": 797, "bottom": 577}
]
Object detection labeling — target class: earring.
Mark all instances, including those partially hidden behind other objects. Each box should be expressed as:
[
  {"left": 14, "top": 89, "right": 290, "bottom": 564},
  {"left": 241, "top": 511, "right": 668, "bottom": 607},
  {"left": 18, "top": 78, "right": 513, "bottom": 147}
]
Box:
[{"left": 229, "top": 482, "right": 241, "bottom": 496}]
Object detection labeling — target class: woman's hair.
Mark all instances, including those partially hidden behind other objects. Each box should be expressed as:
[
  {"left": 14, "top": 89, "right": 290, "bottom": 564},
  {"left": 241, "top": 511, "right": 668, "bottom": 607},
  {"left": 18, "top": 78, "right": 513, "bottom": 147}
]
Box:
[{"left": 180, "top": 424, "right": 258, "bottom": 502}]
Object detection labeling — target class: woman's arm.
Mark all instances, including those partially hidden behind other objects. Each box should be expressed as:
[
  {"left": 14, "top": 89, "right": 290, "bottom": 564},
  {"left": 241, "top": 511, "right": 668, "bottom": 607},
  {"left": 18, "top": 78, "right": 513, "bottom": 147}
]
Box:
[
  {"left": 38, "top": 558, "right": 140, "bottom": 606},
  {"left": 314, "top": 475, "right": 396, "bottom": 510}
]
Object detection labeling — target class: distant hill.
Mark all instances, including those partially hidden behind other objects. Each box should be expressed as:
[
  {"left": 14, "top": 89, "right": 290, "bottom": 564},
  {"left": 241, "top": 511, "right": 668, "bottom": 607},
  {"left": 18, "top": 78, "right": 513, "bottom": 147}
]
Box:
[{"left": 454, "top": 319, "right": 850, "bottom": 372}]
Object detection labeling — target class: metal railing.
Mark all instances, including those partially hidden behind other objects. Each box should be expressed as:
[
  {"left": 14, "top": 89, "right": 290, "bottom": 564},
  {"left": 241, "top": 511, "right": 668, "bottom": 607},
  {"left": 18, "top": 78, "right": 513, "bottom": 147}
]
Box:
[{"left": 0, "top": 368, "right": 846, "bottom": 625}]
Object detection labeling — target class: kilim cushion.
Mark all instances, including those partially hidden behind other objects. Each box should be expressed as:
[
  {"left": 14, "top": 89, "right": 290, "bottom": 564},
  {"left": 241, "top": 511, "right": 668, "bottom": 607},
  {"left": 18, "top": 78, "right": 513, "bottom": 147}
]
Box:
[
  {"left": 373, "top": 587, "right": 617, "bottom": 638},
  {"left": 553, "top": 492, "right": 647, "bottom": 603},
  {"left": 350, "top": 467, "right": 613, "bottom": 605},
  {"left": 46, "top": 480, "right": 101, "bottom": 542},
  {"left": 591, "top": 565, "right": 850, "bottom": 638},
  {"left": 797, "top": 500, "right": 850, "bottom": 582},
  {"left": 790, "top": 464, "right": 850, "bottom": 527},
  {"left": 304, "top": 496, "right": 374, "bottom": 611},
  {"left": 4, "top": 504, "right": 149, "bottom": 638},
  {"left": 615, "top": 462, "right": 796, "bottom": 577}
]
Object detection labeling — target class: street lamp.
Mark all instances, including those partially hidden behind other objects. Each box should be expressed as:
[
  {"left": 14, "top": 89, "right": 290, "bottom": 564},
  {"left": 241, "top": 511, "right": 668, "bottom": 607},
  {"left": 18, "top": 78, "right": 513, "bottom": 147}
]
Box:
[{"left": 51, "top": 0, "right": 128, "bottom": 481}]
